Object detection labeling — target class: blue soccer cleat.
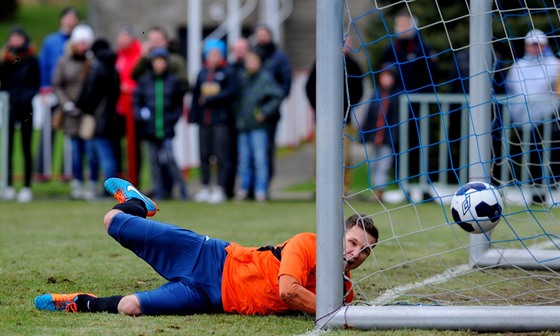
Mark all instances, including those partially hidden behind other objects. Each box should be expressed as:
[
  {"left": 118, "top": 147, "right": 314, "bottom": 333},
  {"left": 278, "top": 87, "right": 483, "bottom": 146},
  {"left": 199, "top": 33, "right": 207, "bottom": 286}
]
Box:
[
  {"left": 34, "top": 293, "right": 95, "bottom": 313},
  {"left": 104, "top": 178, "right": 158, "bottom": 217}
]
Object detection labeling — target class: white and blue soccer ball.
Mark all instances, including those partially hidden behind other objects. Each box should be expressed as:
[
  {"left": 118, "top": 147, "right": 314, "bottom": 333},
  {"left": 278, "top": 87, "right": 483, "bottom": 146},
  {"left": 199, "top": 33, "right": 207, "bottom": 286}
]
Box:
[{"left": 450, "top": 182, "right": 503, "bottom": 234}]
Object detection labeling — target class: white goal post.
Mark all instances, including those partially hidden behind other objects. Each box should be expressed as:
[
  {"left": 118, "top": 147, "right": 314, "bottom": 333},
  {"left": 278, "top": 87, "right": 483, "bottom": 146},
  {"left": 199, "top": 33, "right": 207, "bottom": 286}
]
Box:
[{"left": 315, "top": 0, "right": 560, "bottom": 332}]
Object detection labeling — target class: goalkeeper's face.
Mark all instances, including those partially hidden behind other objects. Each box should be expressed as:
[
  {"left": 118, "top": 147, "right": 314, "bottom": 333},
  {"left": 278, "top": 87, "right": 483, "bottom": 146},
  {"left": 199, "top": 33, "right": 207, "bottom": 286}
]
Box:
[{"left": 343, "top": 225, "right": 376, "bottom": 272}]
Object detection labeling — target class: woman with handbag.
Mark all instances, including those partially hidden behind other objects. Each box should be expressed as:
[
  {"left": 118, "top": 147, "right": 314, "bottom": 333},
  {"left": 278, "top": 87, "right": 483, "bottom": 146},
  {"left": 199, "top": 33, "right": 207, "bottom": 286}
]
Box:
[{"left": 52, "top": 24, "right": 99, "bottom": 200}]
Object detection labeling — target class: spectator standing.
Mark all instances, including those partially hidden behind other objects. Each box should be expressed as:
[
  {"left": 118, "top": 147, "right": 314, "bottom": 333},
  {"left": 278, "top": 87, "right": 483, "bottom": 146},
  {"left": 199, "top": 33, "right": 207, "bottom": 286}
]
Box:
[
  {"left": 305, "top": 38, "right": 364, "bottom": 194},
  {"left": 76, "top": 39, "right": 121, "bottom": 189},
  {"left": 115, "top": 27, "right": 142, "bottom": 185},
  {"left": 505, "top": 29, "right": 560, "bottom": 203},
  {"left": 252, "top": 25, "right": 292, "bottom": 192},
  {"left": 37, "top": 7, "right": 80, "bottom": 182},
  {"left": 235, "top": 51, "right": 284, "bottom": 202},
  {"left": 189, "top": 40, "right": 238, "bottom": 204},
  {"left": 52, "top": 24, "right": 98, "bottom": 200},
  {"left": 134, "top": 48, "right": 187, "bottom": 200},
  {"left": 224, "top": 37, "right": 251, "bottom": 199},
  {"left": 378, "top": 10, "right": 438, "bottom": 192},
  {"left": 0, "top": 27, "right": 40, "bottom": 202},
  {"left": 363, "top": 69, "right": 400, "bottom": 201},
  {"left": 131, "top": 26, "right": 188, "bottom": 192}
]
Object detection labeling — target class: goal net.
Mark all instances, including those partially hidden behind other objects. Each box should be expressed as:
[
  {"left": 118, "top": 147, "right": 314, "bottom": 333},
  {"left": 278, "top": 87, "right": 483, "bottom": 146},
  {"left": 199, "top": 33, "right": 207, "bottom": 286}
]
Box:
[{"left": 315, "top": 0, "right": 560, "bottom": 331}]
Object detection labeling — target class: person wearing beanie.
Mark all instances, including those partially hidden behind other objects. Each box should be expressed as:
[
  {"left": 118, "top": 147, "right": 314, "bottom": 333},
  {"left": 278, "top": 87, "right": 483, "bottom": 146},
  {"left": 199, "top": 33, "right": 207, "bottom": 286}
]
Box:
[
  {"left": 36, "top": 7, "right": 80, "bottom": 182},
  {"left": 52, "top": 23, "right": 99, "bottom": 200},
  {"left": 189, "top": 39, "right": 239, "bottom": 204},
  {"left": 0, "top": 26, "right": 40, "bottom": 202},
  {"left": 70, "top": 24, "right": 95, "bottom": 46},
  {"left": 505, "top": 29, "right": 560, "bottom": 203},
  {"left": 133, "top": 46, "right": 188, "bottom": 200},
  {"left": 131, "top": 26, "right": 188, "bottom": 92}
]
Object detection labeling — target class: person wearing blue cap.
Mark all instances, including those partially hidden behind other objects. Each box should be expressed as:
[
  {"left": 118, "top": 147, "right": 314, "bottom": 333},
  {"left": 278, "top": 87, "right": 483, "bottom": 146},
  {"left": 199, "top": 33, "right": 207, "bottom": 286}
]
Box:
[
  {"left": 133, "top": 47, "right": 188, "bottom": 200},
  {"left": 189, "top": 39, "right": 239, "bottom": 204}
]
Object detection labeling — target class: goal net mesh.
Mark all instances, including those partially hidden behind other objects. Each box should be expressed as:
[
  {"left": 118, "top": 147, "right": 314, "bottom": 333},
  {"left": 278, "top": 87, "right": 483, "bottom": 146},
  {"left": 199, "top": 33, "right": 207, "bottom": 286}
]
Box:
[{"left": 339, "top": 0, "right": 560, "bottom": 311}]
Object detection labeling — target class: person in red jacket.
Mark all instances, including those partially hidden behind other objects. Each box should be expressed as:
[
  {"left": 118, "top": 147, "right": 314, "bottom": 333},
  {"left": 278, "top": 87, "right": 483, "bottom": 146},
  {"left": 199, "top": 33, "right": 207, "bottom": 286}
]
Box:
[
  {"left": 34, "top": 178, "right": 379, "bottom": 316},
  {"left": 115, "top": 27, "right": 142, "bottom": 184}
]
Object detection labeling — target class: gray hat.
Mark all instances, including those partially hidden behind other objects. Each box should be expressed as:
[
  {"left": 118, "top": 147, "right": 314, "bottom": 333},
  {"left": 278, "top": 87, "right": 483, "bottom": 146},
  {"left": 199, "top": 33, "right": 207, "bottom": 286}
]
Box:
[{"left": 524, "top": 29, "right": 548, "bottom": 46}]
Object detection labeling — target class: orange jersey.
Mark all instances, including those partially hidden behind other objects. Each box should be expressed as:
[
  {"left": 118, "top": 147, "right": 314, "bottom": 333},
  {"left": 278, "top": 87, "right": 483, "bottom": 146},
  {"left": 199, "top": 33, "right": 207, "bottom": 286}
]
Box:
[{"left": 221, "top": 232, "right": 354, "bottom": 315}]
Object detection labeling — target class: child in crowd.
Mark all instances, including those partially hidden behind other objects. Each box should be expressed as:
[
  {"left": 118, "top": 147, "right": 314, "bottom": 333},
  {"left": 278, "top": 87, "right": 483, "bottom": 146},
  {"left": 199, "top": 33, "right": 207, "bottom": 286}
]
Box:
[
  {"left": 189, "top": 39, "right": 238, "bottom": 203},
  {"left": 235, "top": 51, "right": 284, "bottom": 202},
  {"left": 364, "top": 69, "right": 400, "bottom": 201}
]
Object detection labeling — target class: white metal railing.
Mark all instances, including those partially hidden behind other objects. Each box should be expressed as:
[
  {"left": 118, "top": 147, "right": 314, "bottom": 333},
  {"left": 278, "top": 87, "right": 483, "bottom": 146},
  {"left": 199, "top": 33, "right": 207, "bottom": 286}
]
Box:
[
  {"left": 204, "top": 0, "right": 258, "bottom": 44},
  {"left": 1, "top": 91, "right": 9, "bottom": 192},
  {"left": 398, "top": 93, "right": 558, "bottom": 194}
]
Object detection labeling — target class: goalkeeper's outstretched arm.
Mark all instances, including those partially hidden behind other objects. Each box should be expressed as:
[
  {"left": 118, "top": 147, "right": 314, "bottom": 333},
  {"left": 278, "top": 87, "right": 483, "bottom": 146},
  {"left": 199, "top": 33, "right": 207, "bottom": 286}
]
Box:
[{"left": 278, "top": 274, "right": 316, "bottom": 314}]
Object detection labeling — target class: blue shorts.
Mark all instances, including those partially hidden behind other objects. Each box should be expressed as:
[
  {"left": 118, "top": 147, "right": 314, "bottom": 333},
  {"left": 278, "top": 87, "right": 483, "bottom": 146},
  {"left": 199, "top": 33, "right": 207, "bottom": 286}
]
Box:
[{"left": 108, "top": 213, "right": 230, "bottom": 315}]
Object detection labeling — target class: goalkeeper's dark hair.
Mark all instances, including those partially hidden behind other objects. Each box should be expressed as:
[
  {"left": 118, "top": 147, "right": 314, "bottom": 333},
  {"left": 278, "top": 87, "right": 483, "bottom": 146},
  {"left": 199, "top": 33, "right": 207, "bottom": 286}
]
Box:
[{"left": 345, "top": 214, "right": 379, "bottom": 247}]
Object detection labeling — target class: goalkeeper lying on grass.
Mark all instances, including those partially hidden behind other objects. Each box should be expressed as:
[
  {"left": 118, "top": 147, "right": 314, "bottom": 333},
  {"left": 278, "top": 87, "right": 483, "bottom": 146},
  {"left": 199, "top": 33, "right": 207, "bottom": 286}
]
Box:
[{"left": 34, "top": 178, "right": 378, "bottom": 316}]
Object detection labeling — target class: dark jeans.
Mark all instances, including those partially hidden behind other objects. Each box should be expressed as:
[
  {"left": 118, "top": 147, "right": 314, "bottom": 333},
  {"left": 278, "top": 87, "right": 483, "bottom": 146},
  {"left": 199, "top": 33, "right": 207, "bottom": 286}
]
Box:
[
  {"left": 198, "top": 125, "right": 233, "bottom": 189},
  {"left": 7, "top": 113, "right": 33, "bottom": 187}
]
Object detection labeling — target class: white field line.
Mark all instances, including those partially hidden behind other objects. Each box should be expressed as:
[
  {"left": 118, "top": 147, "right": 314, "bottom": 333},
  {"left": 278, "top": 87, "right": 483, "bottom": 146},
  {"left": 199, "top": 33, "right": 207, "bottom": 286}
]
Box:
[
  {"left": 370, "top": 264, "right": 472, "bottom": 306},
  {"left": 371, "top": 238, "right": 560, "bottom": 306}
]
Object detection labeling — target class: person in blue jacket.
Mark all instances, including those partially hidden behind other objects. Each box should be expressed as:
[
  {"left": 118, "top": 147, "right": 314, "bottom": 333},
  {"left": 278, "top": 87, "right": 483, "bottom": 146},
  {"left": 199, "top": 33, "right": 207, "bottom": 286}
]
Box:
[{"left": 36, "top": 7, "right": 80, "bottom": 181}]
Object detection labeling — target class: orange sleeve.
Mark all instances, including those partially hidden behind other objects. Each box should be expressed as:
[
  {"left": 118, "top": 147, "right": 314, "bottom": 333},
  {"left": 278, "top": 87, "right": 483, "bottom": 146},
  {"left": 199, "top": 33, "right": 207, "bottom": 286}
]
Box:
[{"left": 278, "top": 233, "right": 316, "bottom": 287}]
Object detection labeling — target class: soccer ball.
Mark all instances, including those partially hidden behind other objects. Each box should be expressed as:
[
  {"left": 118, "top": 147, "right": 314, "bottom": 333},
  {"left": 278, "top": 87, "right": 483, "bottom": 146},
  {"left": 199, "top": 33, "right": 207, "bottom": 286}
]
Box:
[{"left": 450, "top": 182, "right": 503, "bottom": 234}]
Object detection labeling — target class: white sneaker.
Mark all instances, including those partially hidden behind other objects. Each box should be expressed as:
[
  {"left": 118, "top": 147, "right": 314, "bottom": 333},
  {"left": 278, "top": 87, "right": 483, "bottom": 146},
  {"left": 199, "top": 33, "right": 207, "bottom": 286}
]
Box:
[
  {"left": 194, "top": 187, "right": 210, "bottom": 203},
  {"left": 70, "top": 180, "right": 83, "bottom": 200},
  {"left": 207, "top": 187, "right": 226, "bottom": 204},
  {"left": 17, "top": 187, "right": 33, "bottom": 203},
  {"left": 235, "top": 189, "right": 249, "bottom": 202},
  {"left": 1, "top": 186, "right": 16, "bottom": 200},
  {"left": 255, "top": 192, "right": 267, "bottom": 203}
]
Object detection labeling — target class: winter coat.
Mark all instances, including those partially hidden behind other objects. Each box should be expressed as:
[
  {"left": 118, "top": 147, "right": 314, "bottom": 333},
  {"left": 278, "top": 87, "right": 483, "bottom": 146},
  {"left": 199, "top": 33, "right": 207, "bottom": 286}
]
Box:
[
  {"left": 0, "top": 44, "right": 40, "bottom": 118},
  {"left": 76, "top": 48, "right": 121, "bottom": 138},
  {"left": 253, "top": 43, "right": 292, "bottom": 123},
  {"left": 134, "top": 69, "right": 184, "bottom": 141},
  {"left": 379, "top": 34, "right": 438, "bottom": 93},
  {"left": 305, "top": 54, "right": 364, "bottom": 117},
  {"left": 506, "top": 52, "right": 560, "bottom": 124},
  {"left": 132, "top": 52, "right": 188, "bottom": 92},
  {"left": 116, "top": 39, "right": 142, "bottom": 117},
  {"left": 253, "top": 42, "right": 292, "bottom": 98},
  {"left": 52, "top": 50, "right": 91, "bottom": 136},
  {"left": 189, "top": 64, "right": 239, "bottom": 126},
  {"left": 235, "top": 70, "right": 284, "bottom": 132},
  {"left": 363, "top": 89, "right": 400, "bottom": 147},
  {"left": 39, "top": 30, "right": 71, "bottom": 89}
]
